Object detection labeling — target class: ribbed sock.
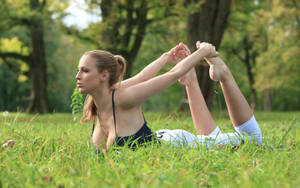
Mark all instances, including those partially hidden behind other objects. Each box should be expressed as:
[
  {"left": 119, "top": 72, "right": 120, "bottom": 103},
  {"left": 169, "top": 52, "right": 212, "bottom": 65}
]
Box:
[{"left": 234, "top": 116, "right": 263, "bottom": 145}]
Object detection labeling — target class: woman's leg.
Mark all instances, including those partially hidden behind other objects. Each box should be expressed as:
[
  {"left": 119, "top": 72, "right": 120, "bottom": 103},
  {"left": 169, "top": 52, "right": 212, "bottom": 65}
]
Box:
[
  {"left": 205, "top": 57, "right": 253, "bottom": 126},
  {"left": 180, "top": 68, "right": 218, "bottom": 135},
  {"left": 205, "top": 57, "right": 262, "bottom": 144}
]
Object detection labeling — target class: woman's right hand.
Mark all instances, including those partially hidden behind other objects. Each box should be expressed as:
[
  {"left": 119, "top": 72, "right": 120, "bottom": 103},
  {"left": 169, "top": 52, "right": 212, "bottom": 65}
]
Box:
[{"left": 196, "top": 41, "right": 218, "bottom": 58}]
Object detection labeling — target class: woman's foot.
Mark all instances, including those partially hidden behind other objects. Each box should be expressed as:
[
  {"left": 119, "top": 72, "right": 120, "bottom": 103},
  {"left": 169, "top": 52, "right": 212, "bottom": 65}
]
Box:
[
  {"left": 178, "top": 68, "right": 198, "bottom": 86},
  {"left": 205, "top": 57, "right": 231, "bottom": 82}
]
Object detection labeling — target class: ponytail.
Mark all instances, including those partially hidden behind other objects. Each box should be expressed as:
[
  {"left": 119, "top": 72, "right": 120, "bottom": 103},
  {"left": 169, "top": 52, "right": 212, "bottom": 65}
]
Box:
[{"left": 114, "top": 55, "right": 126, "bottom": 82}]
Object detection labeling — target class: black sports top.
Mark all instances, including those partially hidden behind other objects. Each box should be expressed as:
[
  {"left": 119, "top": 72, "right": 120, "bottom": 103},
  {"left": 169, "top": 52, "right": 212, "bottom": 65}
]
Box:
[
  {"left": 112, "top": 89, "right": 157, "bottom": 148},
  {"left": 91, "top": 89, "right": 158, "bottom": 150}
]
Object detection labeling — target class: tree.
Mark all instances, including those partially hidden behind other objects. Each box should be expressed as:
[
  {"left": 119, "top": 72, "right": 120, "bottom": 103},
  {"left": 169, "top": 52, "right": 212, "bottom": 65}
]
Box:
[
  {"left": 65, "top": 0, "right": 179, "bottom": 78},
  {"left": 220, "top": 0, "right": 300, "bottom": 111},
  {"left": 0, "top": 0, "right": 67, "bottom": 113},
  {"left": 220, "top": 1, "right": 264, "bottom": 110},
  {"left": 254, "top": 0, "right": 300, "bottom": 111},
  {"left": 181, "top": 0, "right": 232, "bottom": 109}
]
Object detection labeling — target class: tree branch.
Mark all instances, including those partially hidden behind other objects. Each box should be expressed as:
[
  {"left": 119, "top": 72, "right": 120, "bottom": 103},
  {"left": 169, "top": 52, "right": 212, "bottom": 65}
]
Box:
[
  {"left": 7, "top": 16, "right": 31, "bottom": 27},
  {"left": 231, "top": 48, "right": 245, "bottom": 62},
  {"left": 0, "top": 52, "right": 30, "bottom": 63},
  {"left": 41, "top": 0, "right": 46, "bottom": 10},
  {"left": 129, "top": 0, "right": 147, "bottom": 60},
  {"left": 121, "top": 0, "right": 134, "bottom": 49},
  {"left": 0, "top": 57, "right": 21, "bottom": 73},
  {"left": 60, "top": 24, "right": 96, "bottom": 44},
  {"left": 292, "top": 0, "right": 300, "bottom": 29}
]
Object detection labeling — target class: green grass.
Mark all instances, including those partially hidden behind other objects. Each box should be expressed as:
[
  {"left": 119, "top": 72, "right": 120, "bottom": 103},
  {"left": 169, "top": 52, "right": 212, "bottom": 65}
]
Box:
[{"left": 0, "top": 111, "right": 299, "bottom": 187}]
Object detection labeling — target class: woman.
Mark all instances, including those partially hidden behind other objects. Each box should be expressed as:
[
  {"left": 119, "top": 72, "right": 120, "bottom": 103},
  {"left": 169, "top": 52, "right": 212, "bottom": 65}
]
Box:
[
  {"left": 76, "top": 42, "right": 217, "bottom": 153},
  {"left": 155, "top": 42, "right": 262, "bottom": 147}
]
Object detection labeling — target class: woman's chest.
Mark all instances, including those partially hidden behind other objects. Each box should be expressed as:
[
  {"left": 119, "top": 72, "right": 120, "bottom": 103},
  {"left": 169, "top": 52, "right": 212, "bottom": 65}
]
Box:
[{"left": 98, "top": 113, "right": 115, "bottom": 133}]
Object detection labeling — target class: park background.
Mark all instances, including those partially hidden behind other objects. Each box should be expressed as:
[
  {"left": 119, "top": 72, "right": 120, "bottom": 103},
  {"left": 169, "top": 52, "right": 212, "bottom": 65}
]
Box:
[
  {"left": 0, "top": 0, "right": 299, "bottom": 113},
  {"left": 0, "top": 0, "right": 300, "bottom": 187}
]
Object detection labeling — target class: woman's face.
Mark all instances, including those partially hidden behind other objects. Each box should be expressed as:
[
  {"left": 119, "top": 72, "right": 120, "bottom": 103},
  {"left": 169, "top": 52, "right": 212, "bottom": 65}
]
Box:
[{"left": 76, "top": 55, "right": 102, "bottom": 94}]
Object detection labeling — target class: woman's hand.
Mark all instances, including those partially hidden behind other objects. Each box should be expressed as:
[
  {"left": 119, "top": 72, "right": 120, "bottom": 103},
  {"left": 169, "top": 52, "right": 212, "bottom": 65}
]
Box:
[
  {"left": 178, "top": 41, "right": 217, "bottom": 86},
  {"left": 167, "top": 42, "right": 191, "bottom": 63},
  {"left": 196, "top": 41, "right": 218, "bottom": 58}
]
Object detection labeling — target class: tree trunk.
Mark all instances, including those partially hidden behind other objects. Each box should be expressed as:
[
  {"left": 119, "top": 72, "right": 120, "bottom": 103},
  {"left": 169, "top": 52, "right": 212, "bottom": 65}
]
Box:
[
  {"left": 27, "top": 0, "right": 48, "bottom": 113},
  {"left": 243, "top": 36, "right": 257, "bottom": 110},
  {"left": 263, "top": 89, "right": 272, "bottom": 112},
  {"left": 0, "top": 0, "right": 49, "bottom": 113},
  {"left": 1, "top": 68, "right": 8, "bottom": 110},
  {"left": 124, "top": 0, "right": 148, "bottom": 78},
  {"left": 182, "top": 0, "right": 231, "bottom": 110}
]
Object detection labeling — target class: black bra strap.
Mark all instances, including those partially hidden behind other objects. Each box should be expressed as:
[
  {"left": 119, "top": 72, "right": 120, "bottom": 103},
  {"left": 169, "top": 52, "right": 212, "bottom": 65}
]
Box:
[
  {"left": 142, "top": 112, "right": 146, "bottom": 123},
  {"left": 91, "top": 119, "right": 95, "bottom": 136},
  {"left": 112, "top": 89, "right": 117, "bottom": 137}
]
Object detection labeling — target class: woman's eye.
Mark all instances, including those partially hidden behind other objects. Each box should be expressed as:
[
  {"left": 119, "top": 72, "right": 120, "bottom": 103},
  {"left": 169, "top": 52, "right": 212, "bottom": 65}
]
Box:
[{"left": 79, "top": 68, "right": 89, "bottom": 73}]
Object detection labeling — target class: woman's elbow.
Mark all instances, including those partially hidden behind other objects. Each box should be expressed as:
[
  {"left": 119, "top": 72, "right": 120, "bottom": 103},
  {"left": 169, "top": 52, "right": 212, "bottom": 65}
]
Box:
[{"left": 138, "top": 73, "right": 147, "bottom": 83}]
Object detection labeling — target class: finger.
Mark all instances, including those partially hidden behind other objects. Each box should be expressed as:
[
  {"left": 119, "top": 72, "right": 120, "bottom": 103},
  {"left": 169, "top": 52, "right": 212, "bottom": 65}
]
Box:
[
  {"left": 209, "top": 51, "right": 219, "bottom": 58},
  {"left": 178, "top": 43, "right": 186, "bottom": 51},
  {"left": 172, "top": 45, "right": 179, "bottom": 55},
  {"left": 183, "top": 44, "right": 191, "bottom": 55},
  {"left": 213, "top": 51, "right": 219, "bottom": 57},
  {"left": 196, "top": 41, "right": 201, "bottom": 49},
  {"left": 200, "top": 42, "right": 208, "bottom": 49},
  {"left": 171, "top": 48, "right": 175, "bottom": 56},
  {"left": 174, "top": 45, "right": 181, "bottom": 54}
]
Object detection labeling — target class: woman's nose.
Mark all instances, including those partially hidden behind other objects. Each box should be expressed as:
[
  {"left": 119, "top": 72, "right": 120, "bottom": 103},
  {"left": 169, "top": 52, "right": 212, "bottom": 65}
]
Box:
[{"left": 75, "top": 72, "right": 80, "bottom": 80}]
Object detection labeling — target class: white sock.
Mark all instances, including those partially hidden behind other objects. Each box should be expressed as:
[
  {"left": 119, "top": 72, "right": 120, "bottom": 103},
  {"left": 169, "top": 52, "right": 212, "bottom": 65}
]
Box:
[
  {"left": 234, "top": 116, "right": 263, "bottom": 145},
  {"left": 207, "top": 126, "right": 222, "bottom": 136}
]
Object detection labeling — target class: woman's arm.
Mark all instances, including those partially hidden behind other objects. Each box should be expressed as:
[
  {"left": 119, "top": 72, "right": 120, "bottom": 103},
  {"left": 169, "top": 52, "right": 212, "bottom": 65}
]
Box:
[
  {"left": 120, "top": 53, "right": 169, "bottom": 89},
  {"left": 120, "top": 43, "right": 189, "bottom": 89},
  {"left": 118, "top": 42, "right": 217, "bottom": 108}
]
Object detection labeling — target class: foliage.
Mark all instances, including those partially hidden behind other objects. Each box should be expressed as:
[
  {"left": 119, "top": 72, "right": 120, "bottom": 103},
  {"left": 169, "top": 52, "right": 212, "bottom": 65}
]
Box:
[
  {"left": 219, "top": 0, "right": 300, "bottom": 111},
  {"left": 0, "top": 0, "right": 93, "bottom": 112},
  {"left": 0, "top": 62, "right": 30, "bottom": 111},
  {"left": 254, "top": 0, "right": 300, "bottom": 91},
  {"left": 0, "top": 0, "right": 71, "bottom": 113},
  {"left": 70, "top": 88, "right": 84, "bottom": 114},
  {"left": 45, "top": 25, "right": 93, "bottom": 112},
  {"left": 0, "top": 112, "right": 299, "bottom": 187},
  {"left": 0, "top": 0, "right": 299, "bottom": 112}
]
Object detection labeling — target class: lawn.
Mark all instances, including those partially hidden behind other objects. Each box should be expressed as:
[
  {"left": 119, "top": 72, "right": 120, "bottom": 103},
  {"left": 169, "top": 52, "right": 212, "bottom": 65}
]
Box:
[{"left": 0, "top": 111, "right": 299, "bottom": 187}]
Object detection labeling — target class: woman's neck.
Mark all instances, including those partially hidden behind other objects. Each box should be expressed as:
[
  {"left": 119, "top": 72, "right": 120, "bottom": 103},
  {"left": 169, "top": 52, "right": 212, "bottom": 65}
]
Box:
[{"left": 90, "top": 86, "right": 113, "bottom": 112}]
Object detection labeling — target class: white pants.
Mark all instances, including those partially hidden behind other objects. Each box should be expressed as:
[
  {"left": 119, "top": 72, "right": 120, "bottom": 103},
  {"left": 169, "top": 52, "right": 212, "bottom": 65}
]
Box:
[{"left": 155, "top": 116, "right": 262, "bottom": 148}]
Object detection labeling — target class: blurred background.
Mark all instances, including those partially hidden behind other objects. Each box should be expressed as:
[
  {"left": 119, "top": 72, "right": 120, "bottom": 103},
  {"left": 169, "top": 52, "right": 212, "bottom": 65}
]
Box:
[{"left": 0, "top": 0, "right": 299, "bottom": 113}]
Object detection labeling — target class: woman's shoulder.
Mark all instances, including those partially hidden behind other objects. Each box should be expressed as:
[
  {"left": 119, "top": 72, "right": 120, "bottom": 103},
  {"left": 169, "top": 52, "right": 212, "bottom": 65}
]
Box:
[{"left": 113, "top": 87, "right": 137, "bottom": 110}]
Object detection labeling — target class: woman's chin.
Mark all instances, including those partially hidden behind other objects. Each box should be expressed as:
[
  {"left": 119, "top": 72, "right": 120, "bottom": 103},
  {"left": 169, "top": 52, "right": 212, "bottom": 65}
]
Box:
[{"left": 78, "top": 88, "right": 87, "bottom": 94}]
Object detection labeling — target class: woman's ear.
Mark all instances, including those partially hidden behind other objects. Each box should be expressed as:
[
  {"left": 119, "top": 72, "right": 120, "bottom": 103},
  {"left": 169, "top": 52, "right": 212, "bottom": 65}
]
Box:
[{"left": 99, "top": 70, "right": 110, "bottom": 82}]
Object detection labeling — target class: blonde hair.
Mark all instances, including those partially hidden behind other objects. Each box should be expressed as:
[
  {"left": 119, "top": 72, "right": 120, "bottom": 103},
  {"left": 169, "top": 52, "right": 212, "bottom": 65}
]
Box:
[{"left": 80, "top": 50, "right": 126, "bottom": 123}]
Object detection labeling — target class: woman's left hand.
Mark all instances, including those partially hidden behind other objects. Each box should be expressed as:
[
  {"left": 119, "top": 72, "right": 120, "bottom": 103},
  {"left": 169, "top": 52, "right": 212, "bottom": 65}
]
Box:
[{"left": 167, "top": 42, "right": 191, "bottom": 63}]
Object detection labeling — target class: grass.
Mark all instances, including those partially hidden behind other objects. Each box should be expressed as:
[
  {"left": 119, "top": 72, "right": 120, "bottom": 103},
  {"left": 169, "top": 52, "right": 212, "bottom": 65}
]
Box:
[{"left": 0, "top": 111, "right": 299, "bottom": 187}]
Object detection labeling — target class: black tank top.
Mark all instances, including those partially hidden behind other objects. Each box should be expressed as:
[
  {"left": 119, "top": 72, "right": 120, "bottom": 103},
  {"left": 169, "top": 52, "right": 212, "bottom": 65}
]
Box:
[{"left": 91, "top": 89, "right": 158, "bottom": 149}]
